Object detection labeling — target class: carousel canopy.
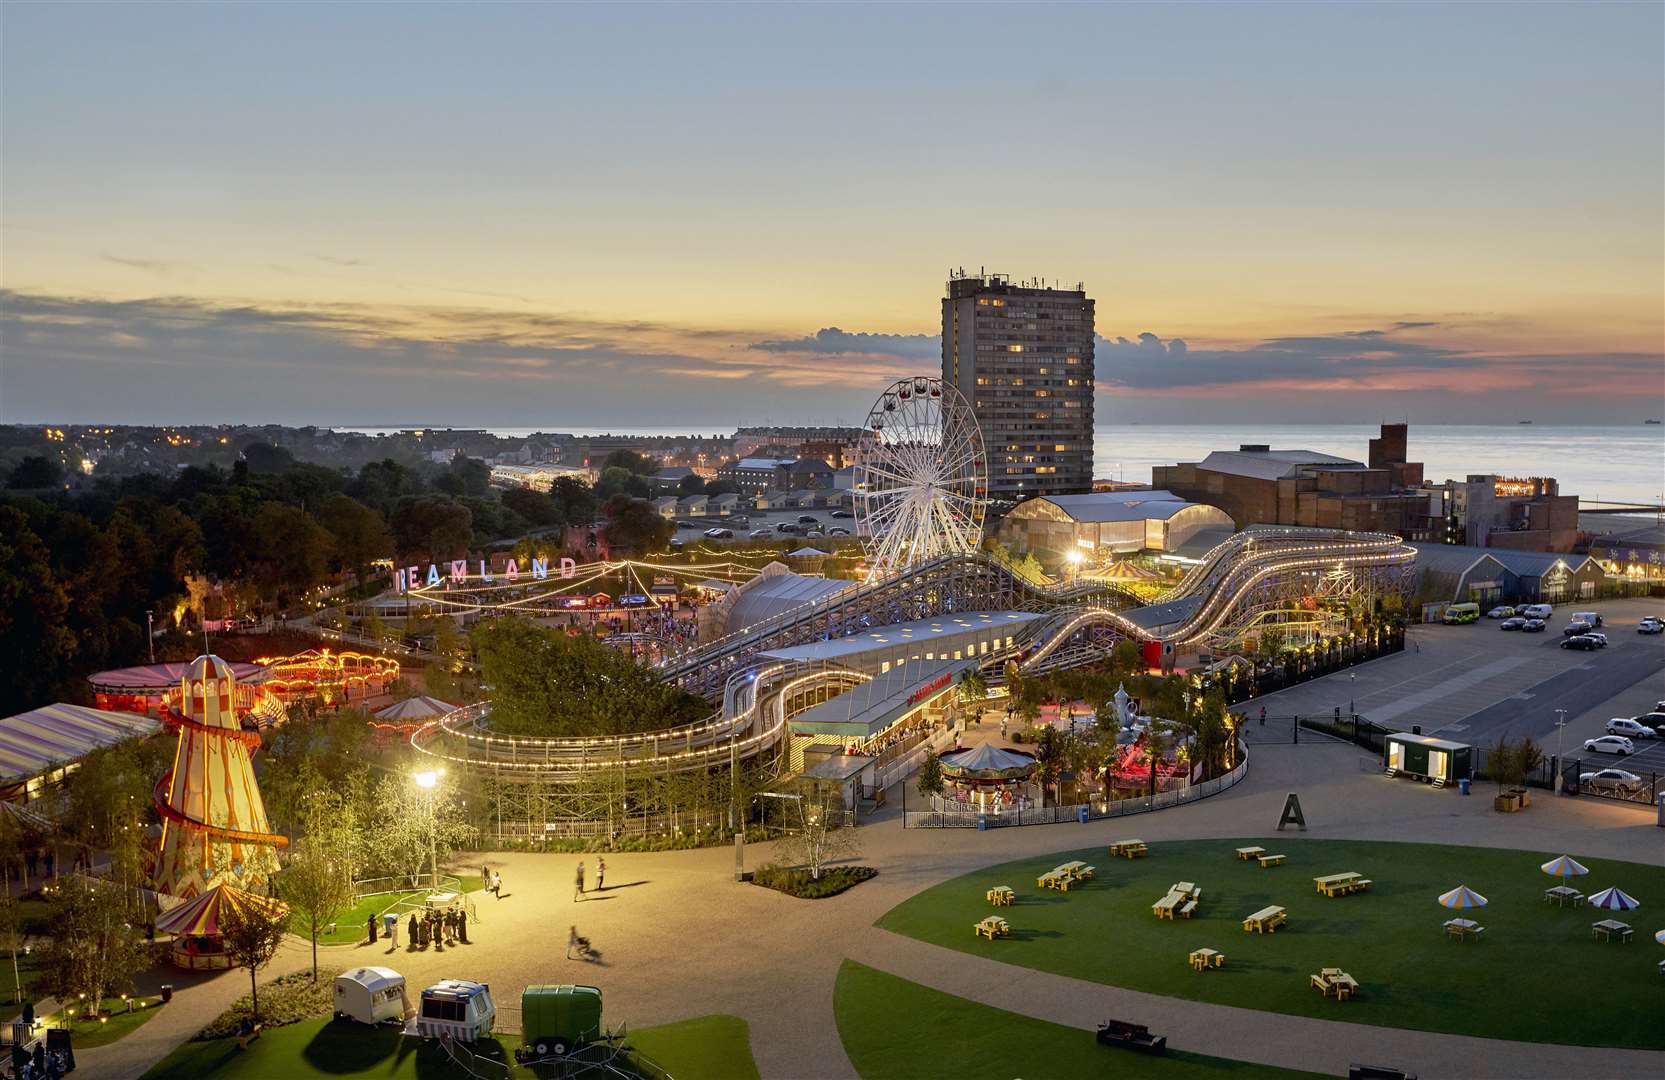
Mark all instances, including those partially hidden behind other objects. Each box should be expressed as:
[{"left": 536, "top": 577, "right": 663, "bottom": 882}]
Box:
[
  {"left": 374, "top": 696, "right": 458, "bottom": 722},
  {"left": 940, "top": 743, "right": 1038, "bottom": 781},
  {"left": 1091, "top": 560, "right": 1161, "bottom": 581},
  {"left": 0, "top": 704, "right": 161, "bottom": 782},
  {"left": 0, "top": 799, "right": 54, "bottom": 833},
  {"left": 155, "top": 883, "right": 289, "bottom": 937},
  {"left": 87, "top": 660, "right": 264, "bottom": 692}
]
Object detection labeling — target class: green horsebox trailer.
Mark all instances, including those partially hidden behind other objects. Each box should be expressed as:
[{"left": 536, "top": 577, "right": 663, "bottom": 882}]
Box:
[
  {"left": 518, "top": 984, "right": 603, "bottom": 1060},
  {"left": 1384, "top": 732, "right": 1473, "bottom": 787}
]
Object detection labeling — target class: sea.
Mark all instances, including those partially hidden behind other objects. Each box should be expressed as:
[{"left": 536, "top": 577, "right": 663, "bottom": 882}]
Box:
[{"left": 336, "top": 423, "right": 1665, "bottom": 507}]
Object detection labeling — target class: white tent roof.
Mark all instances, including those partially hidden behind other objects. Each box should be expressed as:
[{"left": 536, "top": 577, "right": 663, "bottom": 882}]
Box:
[
  {"left": 374, "top": 696, "right": 457, "bottom": 722},
  {"left": 0, "top": 704, "right": 161, "bottom": 781}
]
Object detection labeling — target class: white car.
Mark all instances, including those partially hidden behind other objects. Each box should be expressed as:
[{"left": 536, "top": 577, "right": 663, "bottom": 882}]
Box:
[
  {"left": 1487, "top": 606, "right": 1515, "bottom": 619},
  {"left": 747, "top": 528, "right": 773, "bottom": 539},
  {"left": 1606, "top": 718, "right": 1655, "bottom": 740},
  {"left": 1638, "top": 617, "right": 1664, "bottom": 635},
  {"left": 1580, "top": 768, "right": 1644, "bottom": 795},
  {"left": 1520, "top": 604, "right": 1554, "bottom": 620},
  {"left": 1583, "top": 735, "right": 1634, "bottom": 756}
]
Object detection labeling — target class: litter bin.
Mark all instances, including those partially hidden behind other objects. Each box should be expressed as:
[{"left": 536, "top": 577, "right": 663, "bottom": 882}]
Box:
[
  {"left": 1458, "top": 778, "right": 1471, "bottom": 796},
  {"left": 160, "top": 985, "right": 174, "bottom": 1004},
  {"left": 976, "top": 815, "right": 987, "bottom": 831},
  {"left": 1078, "top": 806, "right": 1090, "bottom": 824}
]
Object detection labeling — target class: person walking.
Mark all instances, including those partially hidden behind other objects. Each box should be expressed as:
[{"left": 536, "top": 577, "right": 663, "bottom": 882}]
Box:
[
  {"left": 574, "top": 861, "right": 585, "bottom": 902},
  {"left": 481, "top": 863, "right": 490, "bottom": 891},
  {"left": 385, "top": 912, "right": 400, "bottom": 950},
  {"left": 366, "top": 914, "right": 378, "bottom": 945},
  {"left": 457, "top": 906, "right": 469, "bottom": 944},
  {"left": 1258, "top": 706, "right": 1266, "bottom": 727},
  {"left": 491, "top": 869, "right": 503, "bottom": 898},
  {"left": 595, "top": 857, "right": 606, "bottom": 892}
]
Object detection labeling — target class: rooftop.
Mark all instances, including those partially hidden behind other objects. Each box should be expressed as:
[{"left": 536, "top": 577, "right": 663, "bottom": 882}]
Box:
[
  {"left": 1022, "top": 490, "right": 1200, "bottom": 523},
  {"left": 1194, "top": 449, "right": 1365, "bottom": 481},
  {"left": 761, "top": 611, "right": 1042, "bottom": 664},
  {"left": 1407, "top": 543, "right": 1594, "bottom": 578}
]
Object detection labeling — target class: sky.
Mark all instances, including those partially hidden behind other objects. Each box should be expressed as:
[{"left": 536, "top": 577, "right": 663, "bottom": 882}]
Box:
[{"left": 2, "top": 1, "right": 1661, "bottom": 428}]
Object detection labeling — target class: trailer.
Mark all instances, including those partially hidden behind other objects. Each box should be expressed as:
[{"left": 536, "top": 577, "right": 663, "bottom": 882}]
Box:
[
  {"left": 333, "top": 966, "right": 408, "bottom": 1026},
  {"left": 516, "top": 984, "right": 603, "bottom": 1060},
  {"left": 1384, "top": 733, "right": 1473, "bottom": 787}
]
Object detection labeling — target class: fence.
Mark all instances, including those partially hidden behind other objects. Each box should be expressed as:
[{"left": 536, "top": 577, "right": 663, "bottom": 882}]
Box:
[
  {"left": 902, "top": 738, "right": 1249, "bottom": 828},
  {"left": 1557, "top": 756, "right": 1662, "bottom": 808}
]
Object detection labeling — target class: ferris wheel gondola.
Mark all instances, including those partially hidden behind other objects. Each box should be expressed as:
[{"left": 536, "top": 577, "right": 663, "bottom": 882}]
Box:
[{"left": 854, "top": 376, "right": 988, "bottom": 580}]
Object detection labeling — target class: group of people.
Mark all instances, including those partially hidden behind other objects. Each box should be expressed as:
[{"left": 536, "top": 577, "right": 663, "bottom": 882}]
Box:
[
  {"left": 573, "top": 857, "right": 606, "bottom": 900},
  {"left": 368, "top": 902, "right": 469, "bottom": 951}
]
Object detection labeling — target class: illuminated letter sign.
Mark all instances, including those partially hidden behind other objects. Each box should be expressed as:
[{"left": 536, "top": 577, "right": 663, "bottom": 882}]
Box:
[
  {"left": 531, "top": 558, "right": 549, "bottom": 580},
  {"left": 505, "top": 559, "right": 520, "bottom": 582},
  {"left": 560, "top": 557, "right": 577, "bottom": 579},
  {"left": 451, "top": 560, "right": 468, "bottom": 585}
]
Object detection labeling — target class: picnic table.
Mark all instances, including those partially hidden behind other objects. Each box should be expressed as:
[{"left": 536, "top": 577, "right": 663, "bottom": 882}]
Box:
[
  {"left": 1054, "top": 861, "right": 1095, "bottom": 881},
  {"left": 975, "top": 916, "right": 1010, "bottom": 940},
  {"left": 1257, "top": 853, "right": 1288, "bottom": 868},
  {"left": 1037, "top": 871, "right": 1072, "bottom": 891},
  {"left": 1243, "top": 905, "right": 1287, "bottom": 933},
  {"left": 1314, "top": 872, "right": 1365, "bottom": 897},
  {"left": 1172, "top": 881, "right": 1198, "bottom": 899},
  {"left": 1109, "top": 839, "right": 1149, "bottom": 859},
  {"left": 1592, "top": 919, "right": 1633, "bottom": 944},
  {"left": 1443, "top": 917, "right": 1484, "bottom": 942},
  {"left": 986, "top": 886, "right": 1014, "bottom": 907},
  {"left": 1188, "top": 947, "right": 1224, "bottom": 971},
  {"left": 1234, "top": 846, "right": 1266, "bottom": 861},
  {"left": 1310, "top": 970, "right": 1360, "bottom": 1001},
  {"left": 1152, "top": 892, "right": 1184, "bottom": 920},
  {"left": 1544, "top": 886, "right": 1584, "bottom": 908}
]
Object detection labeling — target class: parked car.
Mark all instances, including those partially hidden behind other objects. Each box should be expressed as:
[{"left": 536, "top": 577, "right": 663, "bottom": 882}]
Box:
[
  {"left": 1583, "top": 632, "right": 1608, "bottom": 647},
  {"left": 1580, "top": 768, "right": 1644, "bottom": 795},
  {"left": 702, "top": 528, "right": 734, "bottom": 539},
  {"left": 1487, "top": 606, "right": 1517, "bottom": 619},
  {"left": 775, "top": 522, "right": 800, "bottom": 534},
  {"left": 830, "top": 510, "right": 853, "bottom": 518},
  {"left": 1559, "top": 635, "right": 1602, "bottom": 651},
  {"left": 1521, "top": 618, "right": 1547, "bottom": 633},
  {"left": 1499, "top": 617, "right": 1526, "bottom": 631},
  {"left": 1630, "top": 712, "right": 1665, "bottom": 736},
  {"left": 674, "top": 519, "right": 696, "bottom": 528},
  {"left": 1638, "top": 616, "right": 1664, "bottom": 634},
  {"left": 1606, "top": 718, "right": 1656, "bottom": 740},
  {"left": 747, "top": 528, "right": 773, "bottom": 539},
  {"left": 1583, "top": 735, "right": 1634, "bottom": 756},
  {"left": 1570, "top": 611, "right": 1603, "bottom": 627},
  {"left": 803, "top": 530, "right": 824, "bottom": 538},
  {"left": 1519, "top": 603, "right": 1553, "bottom": 619},
  {"left": 797, "top": 515, "right": 821, "bottom": 526},
  {"left": 730, "top": 515, "right": 751, "bottom": 526},
  {"left": 1562, "top": 621, "right": 1593, "bottom": 637},
  {"left": 829, "top": 527, "right": 851, "bottom": 536},
  {"left": 668, "top": 537, "right": 686, "bottom": 549}
]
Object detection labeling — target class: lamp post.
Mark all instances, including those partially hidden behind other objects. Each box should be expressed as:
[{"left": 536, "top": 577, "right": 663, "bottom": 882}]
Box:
[
  {"left": 146, "top": 610, "right": 155, "bottom": 664},
  {"left": 414, "top": 769, "right": 445, "bottom": 890},
  {"left": 1553, "top": 708, "right": 1568, "bottom": 789}
]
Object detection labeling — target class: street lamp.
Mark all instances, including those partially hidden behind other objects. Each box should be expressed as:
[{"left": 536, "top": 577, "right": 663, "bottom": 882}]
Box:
[
  {"left": 1553, "top": 709, "right": 1568, "bottom": 785},
  {"left": 146, "top": 610, "right": 155, "bottom": 664},
  {"left": 414, "top": 769, "right": 445, "bottom": 890}
]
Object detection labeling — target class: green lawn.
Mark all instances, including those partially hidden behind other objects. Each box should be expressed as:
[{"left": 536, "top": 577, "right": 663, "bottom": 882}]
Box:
[
  {"left": 876, "top": 838, "right": 1665, "bottom": 1049},
  {"left": 140, "top": 1012, "right": 756, "bottom": 1080},
  {"left": 836, "top": 961, "right": 1320, "bottom": 1079},
  {"left": 44, "top": 995, "right": 167, "bottom": 1048},
  {"left": 319, "top": 875, "right": 487, "bottom": 946}
]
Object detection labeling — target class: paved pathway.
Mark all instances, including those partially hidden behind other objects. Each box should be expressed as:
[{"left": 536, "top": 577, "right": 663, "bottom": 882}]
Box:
[{"left": 79, "top": 739, "right": 1664, "bottom": 1080}]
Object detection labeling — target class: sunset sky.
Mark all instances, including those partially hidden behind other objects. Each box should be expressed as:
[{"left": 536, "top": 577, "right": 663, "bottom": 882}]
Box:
[{"left": 3, "top": 1, "right": 1661, "bottom": 426}]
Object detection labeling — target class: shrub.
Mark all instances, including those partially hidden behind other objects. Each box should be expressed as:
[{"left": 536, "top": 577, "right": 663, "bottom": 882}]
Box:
[
  {"left": 197, "top": 970, "right": 336, "bottom": 1039},
  {"left": 751, "top": 864, "right": 876, "bottom": 899}
]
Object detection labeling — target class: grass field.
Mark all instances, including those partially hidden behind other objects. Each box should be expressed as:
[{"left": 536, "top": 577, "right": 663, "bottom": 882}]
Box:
[
  {"left": 836, "top": 961, "right": 1321, "bottom": 1079},
  {"left": 44, "top": 995, "right": 167, "bottom": 1048},
  {"left": 875, "top": 837, "right": 1664, "bottom": 1049},
  {"left": 319, "top": 874, "right": 487, "bottom": 946},
  {"left": 140, "top": 1012, "right": 756, "bottom": 1080}
]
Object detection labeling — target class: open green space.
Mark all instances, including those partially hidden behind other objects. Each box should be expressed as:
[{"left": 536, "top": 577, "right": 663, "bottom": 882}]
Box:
[
  {"left": 835, "top": 961, "right": 1320, "bottom": 1079},
  {"left": 876, "top": 838, "right": 1665, "bottom": 1049},
  {"left": 44, "top": 995, "right": 167, "bottom": 1048},
  {"left": 321, "top": 875, "right": 486, "bottom": 946},
  {"left": 141, "top": 1012, "right": 756, "bottom": 1080}
]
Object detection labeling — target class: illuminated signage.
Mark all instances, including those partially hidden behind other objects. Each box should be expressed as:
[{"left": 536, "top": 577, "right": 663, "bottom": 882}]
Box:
[
  {"left": 392, "top": 556, "right": 578, "bottom": 593},
  {"left": 907, "top": 670, "right": 955, "bottom": 707}
]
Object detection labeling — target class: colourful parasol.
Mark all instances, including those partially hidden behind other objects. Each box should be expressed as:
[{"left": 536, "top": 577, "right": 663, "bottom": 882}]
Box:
[
  {"left": 1586, "top": 887, "right": 1639, "bottom": 911},
  {"left": 155, "top": 883, "right": 289, "bottom": 937},
  {"left": 1437, "top": 885, "right": 1488, "bottom": 909},
  {"left": 1539, "top": 855, "right": 1589, "bottom": 878},
  {"left": 1654, "top": 929, "right": 1664, "bottom": 945}
]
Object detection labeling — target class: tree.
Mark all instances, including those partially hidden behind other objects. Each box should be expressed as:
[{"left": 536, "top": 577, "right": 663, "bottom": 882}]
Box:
[
  {"left": 365, "top": 772, "right": 476, "bottom": 885},
  {"left": 547, "top": 476, "right": 598, "bottom": 525},
  {"left": 320, "top": 494, "right": 392, "bottom": 585},
  {"left": 1487, "top": 734, "right": 1518, "bottom": 794},
  {"left": 594, "top": 467, "right": 650, "bottom": 501},
  {"left": 38, "top": 877, "right": 147, "bottom": 1013},
  {"left": 279, "top": 836, "right": 356, "bottom": 980},
  {"left": 240, "top": 442, "right": 297, "bottom": 474},
  {"left": 249, "top": 503, "right": 333, "bottom": 610},
  {"left": 775, "top": 792, "right": 858, "bottom": 880},
  {"left": 221, "top": 900, "right": 291, "bottom": 1025},
  {"left": 6, "top": 455, "right": 63, "bottom": 490},
  {"left": 500, "top": 487, "right": 559, "bottom": 528},
  {"left": 0, "top": 506, "right": 77, "bottom": 714},
  {"left": 603, "top": 495, "right": 671, "bottom": 557},
  {"left": 390, "top": 495, "right": 473, "bottom": 562},
  {"left": 435, "top": 456, "right": 492, "bottom": 498},
  {"left": 916, "top": 751, "right": 945, "bottom": 798},
  {"left": 676, "top": 473, "right": 706, "bottom": 496},
  {"left": 957, "top": 669, "right": 988, "bottom": 709},
  {"left": 601, "top": 449, "right": 655, "bottom": 475},
  {"left": 0, "top": 891, "right": 24, "bottom": 1004}
]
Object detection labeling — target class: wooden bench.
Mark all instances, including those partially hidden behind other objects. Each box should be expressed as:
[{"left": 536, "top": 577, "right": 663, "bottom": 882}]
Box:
[
  {"left": 1235, "top": 846, "right": 1266, "bottom": 861},
  {"left": 1077, "top": 865, "right": 1097, "bottom": 880},
  {"left": 1096, "top": 1018, "right": 1167, "bottom": 1055},
  {"left": 1243, "top": 906, "right": 1287, "bottom": 934},
  {"left": 1189, "top": 947, "right": 1224, "bottom": 971},
  {"left": 1353, "top": 879, "right": 1373, "bottom": 893},
  {"left": 974, "top": 917, "right": 1010, "bottom": 940},
  {"left": 1178, "top": 899, "right": 1198, "bottom": 919},
  {"left": 1258, "top": 854, "right": 1287, "bottom": 868},
  {"left": 986, "top": 886, "right": 1014, "bottom": 906}
]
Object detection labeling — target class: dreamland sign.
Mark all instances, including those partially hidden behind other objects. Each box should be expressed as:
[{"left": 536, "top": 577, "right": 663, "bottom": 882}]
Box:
[{"left": 393, "top": 557, "right": 579, "bottom": 593}]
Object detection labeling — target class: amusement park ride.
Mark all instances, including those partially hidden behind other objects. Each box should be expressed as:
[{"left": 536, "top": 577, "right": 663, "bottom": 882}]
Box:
[{"left": 405, "top": 374, "right": 1418, "bottom": 838}]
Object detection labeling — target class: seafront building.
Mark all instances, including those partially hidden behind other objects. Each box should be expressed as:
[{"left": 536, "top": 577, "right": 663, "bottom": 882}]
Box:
[{"left": 941, "top": 271, "right": 1095, "bottom": 502}]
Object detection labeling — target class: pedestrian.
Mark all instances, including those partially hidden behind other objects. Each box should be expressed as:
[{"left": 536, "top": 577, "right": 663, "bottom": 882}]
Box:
[
  {"left": 457, "top": 907, "right": 469, "bottom": 944},
  {"left": 367, "top": 914, "right": 378, "bottom": 945},
  {"left": 491, "top": 869, "right": 503, "bottom": 898},
  {"left": 596, "top": 857, "right": 606, "bottom": 892},
  {"left": 481, "top": 863, "right": 490, "bottom": 891},
  {"left": 1258, "top": 706, "right": 1266, "bottom": 727},
  {"left": 385, "top": 913, "right": 399, "bottom": 950},
  {"left": 408, "top": 912, "right": 419, "bottom": 948},
  {"left": 574, "top": 860, "right": 585, "bottom": 901}
]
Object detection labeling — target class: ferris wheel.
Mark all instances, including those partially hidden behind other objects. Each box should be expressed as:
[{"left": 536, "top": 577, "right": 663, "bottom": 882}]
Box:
[{"left": 854, "top": 376, "right": 988, "bottom": 579}]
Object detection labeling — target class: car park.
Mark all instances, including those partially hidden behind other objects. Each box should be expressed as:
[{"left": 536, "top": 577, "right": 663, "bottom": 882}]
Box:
[
  {"left": 1580, "top": 768, "right": 1644, "bottom": 795},
  {"left": 1519, "top": 604, "right": 1553, "bottom": 619},
  {"left": 1559, "top": 635, "right": 1601, "bottom": 651},
  {"left": 1499, "top": 617, "right": 1526, "bottom": 631},
  {"left": 1583, "top": 735, "right": 1634, "bottom": 756},
  {"left": 1487, "top": 606, "right": 1516, "bottom": 619},
  {"left": 1606, "top": 718, "right": 1655, "bottom": 740},
  {"left": 1639, "top": 617, "right": 1664, "bottom": 634},
  {"left": 1521, "top": 618, "right": 1546, "bottom": 633}
]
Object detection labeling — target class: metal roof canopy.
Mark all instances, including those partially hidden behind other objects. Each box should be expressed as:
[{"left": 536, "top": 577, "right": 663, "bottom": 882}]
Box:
[
  {"left": 1384, "top": 732, "right": 1472, "bottom": 753},
  {"left": 788, "top": 658, "right": 973, "bottom": 738},
  {"left": 799, "top": 754, "right": 876, "bottom": 782},
  {"left": 761, "top": 611, "right": 1043, "bottom": 665}
]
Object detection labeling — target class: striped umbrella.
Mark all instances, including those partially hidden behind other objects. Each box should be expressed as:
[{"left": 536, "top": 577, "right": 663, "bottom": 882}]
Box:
[
  {"left": 1586, "top": 887, "right": 1639, "bottom": 912},
  {"left": 1438, "top": 885, "right": 1488, "bottom": 910},
  {"left": 1654, "top": 929, "right": 1664, "bottom": 945},
  {"left": 155, "top": 883, "right": 289, "bottom": 937},
  {"left": 1539, "top": 855, "right": 1589, "bottom": 878}
]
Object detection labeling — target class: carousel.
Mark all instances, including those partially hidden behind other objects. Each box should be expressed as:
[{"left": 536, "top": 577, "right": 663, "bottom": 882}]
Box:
[
  {"left": 938, "top": 743, "right": 1039, "bottom": 812},
  {"left": 154, "top": 883, "right": 290, "bottom": 971}
]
